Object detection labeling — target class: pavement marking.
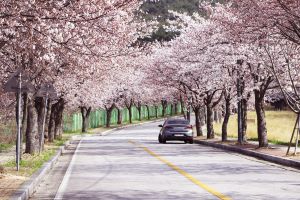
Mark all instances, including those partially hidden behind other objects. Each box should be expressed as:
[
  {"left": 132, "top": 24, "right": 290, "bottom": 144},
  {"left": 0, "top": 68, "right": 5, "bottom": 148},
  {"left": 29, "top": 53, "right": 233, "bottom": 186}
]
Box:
[
  {"left": 54, "top": 139, "right": 83, "bottom": 200},
  {"left": 129, "top": 140, "right": 231, "bottom": 200}
]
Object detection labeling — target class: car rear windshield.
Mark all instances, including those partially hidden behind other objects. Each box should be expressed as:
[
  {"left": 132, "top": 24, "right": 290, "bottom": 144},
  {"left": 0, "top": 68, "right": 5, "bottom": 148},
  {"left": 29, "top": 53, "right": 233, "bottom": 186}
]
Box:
[{"left": 167, "top": 120, "right": 189, "bottom": 125}]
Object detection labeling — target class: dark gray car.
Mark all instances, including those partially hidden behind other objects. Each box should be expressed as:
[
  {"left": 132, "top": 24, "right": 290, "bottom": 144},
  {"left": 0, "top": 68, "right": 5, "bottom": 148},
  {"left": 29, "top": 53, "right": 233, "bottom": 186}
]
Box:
[{"left": 158, "top": 119, "right": 194, "bottom": 144}]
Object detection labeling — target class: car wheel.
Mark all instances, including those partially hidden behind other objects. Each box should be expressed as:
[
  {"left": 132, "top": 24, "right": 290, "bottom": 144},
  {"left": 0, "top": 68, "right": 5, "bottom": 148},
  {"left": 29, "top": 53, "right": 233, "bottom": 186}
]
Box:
[
  {"left": 158, "top": 135, "right": 162, "bottom": 143},
  {"left": 189, "top": 140, "right": 194, "bottom": 144},
  {"left": 184, "top": 140, "right": 187, "bottom": 144}
]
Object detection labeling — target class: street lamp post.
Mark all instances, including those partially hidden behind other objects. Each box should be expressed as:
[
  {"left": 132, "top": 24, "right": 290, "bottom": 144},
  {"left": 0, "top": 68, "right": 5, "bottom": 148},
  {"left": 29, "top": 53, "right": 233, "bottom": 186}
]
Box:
[
  {"left": 16, "top": 72, "right": 22, "bottom": 171},
  {"left": 3, "top": 69, "right": 33, "bottom": 171}
]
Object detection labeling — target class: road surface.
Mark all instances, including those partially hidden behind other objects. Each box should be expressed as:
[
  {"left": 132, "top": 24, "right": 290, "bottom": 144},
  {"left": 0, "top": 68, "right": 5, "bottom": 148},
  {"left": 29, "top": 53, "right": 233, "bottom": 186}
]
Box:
[{"left": 31, "top": 120, "right": 300, "bottom": 200}]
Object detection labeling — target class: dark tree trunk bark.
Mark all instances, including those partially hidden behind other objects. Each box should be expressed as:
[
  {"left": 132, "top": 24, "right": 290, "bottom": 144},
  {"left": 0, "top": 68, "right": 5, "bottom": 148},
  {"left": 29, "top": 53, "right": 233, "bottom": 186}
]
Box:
[
  {"left": 128, "top": 106, "right": 132, "bottom": 123},
  {"left": 137, "top": 102, "right": 142, "bottom": 121},
  {"left": 194, "top": 106, "right": 203, "bottom": 136},
  {"left": 35, "top": 97, "right": 46, "bottom": 151},
  {"left": 180, "top": 95, "right": 186, "bottom": 119},
  {"left": 222, "top": 98, "right": 231, "bottom": 142},
  {"left": 106, "top": 104, "right": 115, "bottom": 128},
  {"left": 146, "top": 105, "right": 151, "bottom": 120},
  {"left": 187, "top": 107, "right": 191, "bottom": 122},
  {"left": 54, "top": 98, "right": 65, "bottom": 140},
  {"left": 203, "top": 107, "right": 207, "bottom": 123},
  {"left": 106, "top": 109, "right": 112, "bottom": 128},
  {"left": 161, "top": 100, "right": 167, "bottom": 117},
  {"left": 44, "top": 100, "right": 51, "bottom": 139},
  {"left": 80, "top": 106, "right": 92, "bottom": 133},
  {"left": 254, "top": 90, "right": 268, "bottom": 147},
  {"left": 20, "top": 93, "right": 28, "bottom": 158},
  {"left": 125, "top": 99, "right": 134, "bottom": 124},
  {"left": 117, "top": 108, "right": 122, "bottom": 125},
  {"left": 206, "top": 104, "right": 214, "bottom": 139},
  {"left": 25, "top": 95, "right": 39, "bottom": 155},
  {"left": 242, "top": 98, "right": 248, "bottom": 142},
  {"left": 204, "top": 90, "right": 223, "bottom": 139},
  {"left": 48, "top": 104, "right": 56, "bottom": 142},
  {"left": 213, "top": 110, "right": 218, "bottom": 122},
  {"left": 155, "top": 105, "right": 158, "bottom": 118},
  {"left": 174, "top": 103, "right": 178, "bottom": 115},
  {"left": 170, "top": 104, "right": 174, "bottom": 116}
]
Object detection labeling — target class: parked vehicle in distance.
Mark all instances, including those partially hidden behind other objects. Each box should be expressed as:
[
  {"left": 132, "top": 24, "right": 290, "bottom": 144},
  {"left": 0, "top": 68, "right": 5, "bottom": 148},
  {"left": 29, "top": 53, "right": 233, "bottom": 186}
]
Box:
[{"left": 158, "top": 119, "right": 194, "bottom": 144}]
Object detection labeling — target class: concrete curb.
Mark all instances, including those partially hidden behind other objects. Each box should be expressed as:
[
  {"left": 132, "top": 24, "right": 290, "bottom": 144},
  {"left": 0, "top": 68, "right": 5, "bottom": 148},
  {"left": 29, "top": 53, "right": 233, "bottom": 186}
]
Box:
[
  {"left": 10, "top": 136, "right": 79, "bottom": 200},
  {"left": 194, "top": 140, "right": 300, "bottom": 169},
  {"left": 10, "top": 116, "right": 176, "bottom": 200}
]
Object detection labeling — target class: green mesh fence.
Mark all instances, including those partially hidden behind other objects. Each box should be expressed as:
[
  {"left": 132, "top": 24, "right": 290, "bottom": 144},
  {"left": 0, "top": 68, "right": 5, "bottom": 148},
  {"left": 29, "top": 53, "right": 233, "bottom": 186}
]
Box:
[{"left": 63, "top": 104, "right": 182, "bottom": 132}]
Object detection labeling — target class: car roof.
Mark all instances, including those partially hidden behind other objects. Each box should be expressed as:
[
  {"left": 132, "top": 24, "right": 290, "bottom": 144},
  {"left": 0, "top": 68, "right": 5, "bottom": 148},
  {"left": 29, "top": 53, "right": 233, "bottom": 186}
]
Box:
[{"left": 165, "top": 119, "right": 189, "bottom": 124}]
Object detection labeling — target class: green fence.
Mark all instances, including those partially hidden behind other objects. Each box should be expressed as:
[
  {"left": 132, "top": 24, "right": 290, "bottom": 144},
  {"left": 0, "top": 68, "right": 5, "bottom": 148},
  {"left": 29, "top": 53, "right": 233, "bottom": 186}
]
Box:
[{"left": 63, "top": 104, "right": 182, "bottom": 132}]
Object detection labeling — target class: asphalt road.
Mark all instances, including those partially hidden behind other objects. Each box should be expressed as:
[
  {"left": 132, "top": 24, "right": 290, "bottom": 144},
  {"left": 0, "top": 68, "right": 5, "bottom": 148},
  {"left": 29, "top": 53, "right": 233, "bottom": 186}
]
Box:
[{"left": 32, "top": 120, "right": 300, "bottom": 200}]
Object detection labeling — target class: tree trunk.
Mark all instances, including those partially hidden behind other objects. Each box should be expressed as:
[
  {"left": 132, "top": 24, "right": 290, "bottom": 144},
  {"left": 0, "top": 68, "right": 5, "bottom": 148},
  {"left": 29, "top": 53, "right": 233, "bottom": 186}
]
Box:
[
  {"left": 206, "top": 104, "right": 214, "bottom": 139},
  {"left": 170, "top": 104, "right": 174, "bottom": 116},
  {"left": 128, "top": 106, "right": 132, "bottom": 123},
  {"left": 105, "top": 104, "right": 115, "bottom": 128},
  {"left": 254, "top": 91, "right": 268, "bottom": 147},
  {"left": 25, "top": 96, "right": 39, "bottom": 155},
  {"left": 146, "top": 105, "right": 151, "bottom": 120},
  {"left": 213, "top": 110, "right": 218, "bottom": 122},
  {"left": 161, "top": 100, "right": 167, "bottom": 117},
  {"left": 242, "top": 98, "right": 248, "bottom": 142},
  {"left": 54, "top": 98, "right": 64, "bottom": 140},
  {"left": 203, "top": 107, "right": 207, "bottom": 123},
  {"left": 137, "top": 102, "right": 142, "bottom": 121},
  {"left": 21, "top": 93, "right": 28, "bottom": 158},
  {"left": 180, "top": 95, "right": 186, "bottom": 119},
  {"left": 200, "top": 107, "right": 205, "bottom": 127},
  {"left": 194, "top": 107, "right": 203, "bottom": 136},
  {"left": 80, "top": 106, "right": 92, "bottom": 133},
  {"left": 222, "top": 98, "right": 231, "bottom": 142},
  {"left": 48, "top": 103, "right": 56, "bottom": 142},
  {"left": 106, "top": 108, "right": 112, "bottom": 128},
  {"left": 35, "top": 97, "right": 46, "bottom": 151},
  {"left": 155, "top": 105, "right": 158, "bottom": 118},
  {"left": 44, "top": 100, "right": 51, "bottom": 139},
  {"left": 187, "top": 107, "right": 191, "bottom": 122},
  {"left": 117, "top": 108, "right": 122, "bottom": 125},
  {"left": 174, "top": 103, "right": 178, "bottom": 114}
]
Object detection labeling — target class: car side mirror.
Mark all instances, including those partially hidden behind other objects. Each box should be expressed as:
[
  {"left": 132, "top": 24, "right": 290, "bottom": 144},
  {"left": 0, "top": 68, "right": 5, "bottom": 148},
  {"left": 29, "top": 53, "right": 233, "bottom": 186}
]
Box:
[{"left": 158, "top": 124, "right": 163, "bottom": 127}]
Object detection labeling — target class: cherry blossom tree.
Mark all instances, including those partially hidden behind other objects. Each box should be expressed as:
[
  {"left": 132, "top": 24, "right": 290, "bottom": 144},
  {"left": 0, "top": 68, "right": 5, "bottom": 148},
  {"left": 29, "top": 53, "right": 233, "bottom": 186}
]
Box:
[{"left": 0, "top": 0, "right": 143, "bottom": 154}]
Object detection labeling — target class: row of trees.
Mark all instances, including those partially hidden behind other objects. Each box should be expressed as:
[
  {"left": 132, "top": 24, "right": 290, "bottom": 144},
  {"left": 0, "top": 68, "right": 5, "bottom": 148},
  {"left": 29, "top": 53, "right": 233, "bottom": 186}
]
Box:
[
  {"left": 142, "top": 0, "right": 300, "bottom": 147},
  {"left": 0, "top": 0, "right": 150, "bottom": 155},
  {"left": 1, "top": 0, "right": 299, "bottom": 156}
]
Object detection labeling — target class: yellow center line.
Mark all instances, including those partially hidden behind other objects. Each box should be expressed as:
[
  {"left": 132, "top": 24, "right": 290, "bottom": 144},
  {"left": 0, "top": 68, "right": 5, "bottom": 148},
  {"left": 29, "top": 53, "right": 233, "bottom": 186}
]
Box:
[{"left": 128, "top": 140, "right": 231, "bottom": 200}]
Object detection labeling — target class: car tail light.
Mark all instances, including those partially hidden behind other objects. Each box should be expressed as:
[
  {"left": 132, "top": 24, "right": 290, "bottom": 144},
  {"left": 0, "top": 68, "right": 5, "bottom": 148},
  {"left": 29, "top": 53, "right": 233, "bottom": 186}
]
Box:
[
  {"left": 165, "top": 126, "right": 173, "bottom": 130},
  {"left": 185, "top": 125, "right": 193, "bottom": 130}
]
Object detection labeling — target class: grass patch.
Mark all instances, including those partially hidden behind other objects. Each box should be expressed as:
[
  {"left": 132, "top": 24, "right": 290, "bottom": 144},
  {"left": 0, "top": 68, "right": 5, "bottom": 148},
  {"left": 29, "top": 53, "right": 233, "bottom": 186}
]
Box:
[
  {"left": 214, "top": 111, "right": 297, "bottom": 144},
  {"left": 4, "top": 148, "right": 57, "bottom": 177},
  {"left": 0, "top": 143, "right": 13, "bottom": 152}
]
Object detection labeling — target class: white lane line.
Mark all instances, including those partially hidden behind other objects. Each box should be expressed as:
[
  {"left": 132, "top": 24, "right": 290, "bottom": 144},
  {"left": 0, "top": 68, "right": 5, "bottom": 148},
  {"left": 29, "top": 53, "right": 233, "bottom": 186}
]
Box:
[{"left": 54, "top": 139, "right": 83, "bottom": 200}]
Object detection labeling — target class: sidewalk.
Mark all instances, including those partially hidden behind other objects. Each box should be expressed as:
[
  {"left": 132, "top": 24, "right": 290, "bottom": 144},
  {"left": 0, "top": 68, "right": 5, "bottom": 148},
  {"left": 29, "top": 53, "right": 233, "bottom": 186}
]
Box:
[
  {"left": 0, "top": 145, "right": 28, "bottom": 200},
  {"left": 194, "top": 136, "right": 300, "bottom": 169}
]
